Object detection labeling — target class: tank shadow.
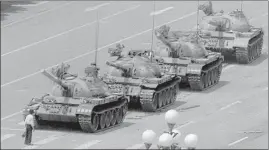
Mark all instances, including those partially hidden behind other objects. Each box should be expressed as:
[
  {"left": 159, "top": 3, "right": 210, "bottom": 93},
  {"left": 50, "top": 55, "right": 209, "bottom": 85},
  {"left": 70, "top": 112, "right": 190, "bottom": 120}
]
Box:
[
  {"left": 247, "top": 53, "right": 268, "bottom": 66},
  {"left": 35, "top": 121, "right": 134, "bottom": 135},
  {"left": 1, "top": 1, "right": 35, "bottom": 21},
  {"left": 221, "top": 52, "right": 268, "bottom": 66},
  {"left": 179, "top": 80, "right": 230, "bottom": 94},
  {"left": 126, "top": 101, "right": 187, "bottom": 117}
]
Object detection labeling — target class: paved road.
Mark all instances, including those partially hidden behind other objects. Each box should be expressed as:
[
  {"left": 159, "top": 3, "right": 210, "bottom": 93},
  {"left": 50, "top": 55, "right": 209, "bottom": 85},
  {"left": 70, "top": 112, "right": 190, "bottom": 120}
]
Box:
[{"left": 1, "top": 1, "right": 268, "bottom": 149}]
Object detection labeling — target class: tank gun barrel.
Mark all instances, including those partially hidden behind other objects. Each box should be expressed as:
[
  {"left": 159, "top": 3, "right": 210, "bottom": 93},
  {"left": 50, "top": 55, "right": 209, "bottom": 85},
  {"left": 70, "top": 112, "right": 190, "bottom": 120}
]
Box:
[
  {"left": 41, "top": 69, "right": 68, "bottom": 89},
  {"left": 106, "top": 61, "right": 129, "bottom": 73}
]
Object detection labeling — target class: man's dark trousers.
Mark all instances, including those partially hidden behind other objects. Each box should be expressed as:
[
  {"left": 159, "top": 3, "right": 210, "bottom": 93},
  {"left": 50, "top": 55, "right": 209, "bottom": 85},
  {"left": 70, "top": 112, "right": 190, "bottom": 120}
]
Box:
[{"left": 24, "top": 124, "right": 33, "bottom": 145}]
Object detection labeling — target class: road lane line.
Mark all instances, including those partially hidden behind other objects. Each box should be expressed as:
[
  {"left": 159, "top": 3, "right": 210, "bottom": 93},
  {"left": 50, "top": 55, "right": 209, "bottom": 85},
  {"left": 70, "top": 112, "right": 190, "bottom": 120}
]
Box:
[
  {"left": 101, "top": 5, "right": 140, "bottom": 21},
  {"left": 228, "top": 137, "right": 248, "bottom": 146},
  {"left": 25, "top": 1, "right": 49, "bottom": 7},
  {"left": 1, "top": 10, "right": 196, "bottom": 90},
  {"left": 13, "top": 1, "right": 49, "bottom": 7},
  {"left": 150, "top": 7, "right": 174, "bottom": 16},
  {"left": 126, "top": 143, "right": 144, "bottom": 149},
  {"left": 178, "top": 121, "right": 195, "bottom": 129},
  {"left": 1, "top": 2, "right": 74, "bottom": 28},
  {"left": 220, "top": 101, "right": 242, "bottom": 111},
  {"left": 1, "top": 5, "right": 140, "bottom": 57},
  {"left": 1, "top": 134, "right": 16, "bottom": 142},
  {"left": 1, "top": 111, "right": 22, "bottom": 121},
  {"left": 74, "top": 140, "right": 101, "bottom": 149},
  {"left": 85, "top": 3, "right": 110, "bottom": 12},
  {"left": 23, "top": 135, "right": 60, "bottom": 149}
]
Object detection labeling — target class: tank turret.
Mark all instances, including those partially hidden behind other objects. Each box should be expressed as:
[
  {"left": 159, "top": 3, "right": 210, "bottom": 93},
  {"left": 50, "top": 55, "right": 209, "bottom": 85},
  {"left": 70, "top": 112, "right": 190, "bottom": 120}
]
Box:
[
  {"left": 155, "top": 25, "right": 209, "bottom": 59},
  {"left": 23, "top": 63, "right": 128, "bottom": 133},
  {"left": 41, "top": 67, "right": 111, "bottom": 98},
  {"left": 197, "top": 1, "right": 264, "bottom": 64},
  {"left": 154, "top": 25, "right": 224, "bottom": 91},
  {"left": 103, "top": 44, "right": 181, "bottom": 112},
  {"left": 106, "top": 61, "right": 132, "bottom": 78}
]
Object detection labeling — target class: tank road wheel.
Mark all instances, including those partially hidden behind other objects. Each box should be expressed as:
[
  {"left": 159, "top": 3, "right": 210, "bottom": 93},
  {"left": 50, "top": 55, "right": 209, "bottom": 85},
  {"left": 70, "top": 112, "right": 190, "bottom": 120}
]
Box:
[
  {"left": 167, "top": 88, "right": 172, "bottom": 104},
  {"left": 99, "top": 113, "right": 106, "bottom": 129},
  {"left": 171, "top": 86, "right": 177, "bottom": 103},
  {"left": 78, "top": 114, "right": 99, "bottom": 133},
  {"left": 216, "top": 65, "right": 222, "bottom": 83},
  {"left": 116, "top": 108, "right": 123, "bottom": 124},
  {"left": 110, "top": 110, "right": 117, "bottom": 126},
  {"left": 122, "top": 103, "right": 128, "bottom": 117},
  {"left": 258, "top": 38, "right": 263, "bottom": 56},
  {"left": 210, "top": 70, "right": 215, "bottom": 86},
  {"left": 235, "top": 48, "right": 250, "bottom": 64},
  {"left": 163, "top": 89, "right": 166, "bottom": 106},
  {"left": 212, "top": 68, "right": 217, "bottom": 84},
  {"left": 157, "top": 92, "right": 163, "bottom": 108},
  {"left": 208, "top": 70, "right": 212, "bottom": 86},
  {"left": 160, "top": 91, "right": 165, "bottom": 108},
  {"left": 105, "top": 111, "right": 112, "bottom": 128},
  {"left": 200, "top": 73, "right": 206, "bottom": 89}
]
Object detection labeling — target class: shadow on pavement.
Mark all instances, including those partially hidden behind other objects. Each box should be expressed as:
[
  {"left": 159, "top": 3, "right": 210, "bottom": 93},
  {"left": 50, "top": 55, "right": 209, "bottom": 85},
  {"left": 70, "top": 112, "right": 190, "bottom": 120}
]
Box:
[
  {"left": 1, "top": 1, "right": 36, "bottom": 21},
  {"left": 35, "top": 121, "right": 134, "bottom": 135},
  {"left": 179, "top": 80, "right": 230, "bottom": 94},
  {"left": 247, "top": 52, "right": 268, "bottom": 66}
]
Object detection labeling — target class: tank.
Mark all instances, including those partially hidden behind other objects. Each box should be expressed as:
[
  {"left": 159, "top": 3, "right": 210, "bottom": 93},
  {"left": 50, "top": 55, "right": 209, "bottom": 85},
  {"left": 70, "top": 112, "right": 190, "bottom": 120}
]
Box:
[
  {"left": 154, "top": 25, "right": 224, "bottom": 91},
  {"left": 197, "top": 1, "right": 264, "bottom": 64},
  {"left": 22, "top": 63, "right": 128, "bottom": 133},
  {"left": 102, "top": 44, "right": 181, "bottom": 112}
]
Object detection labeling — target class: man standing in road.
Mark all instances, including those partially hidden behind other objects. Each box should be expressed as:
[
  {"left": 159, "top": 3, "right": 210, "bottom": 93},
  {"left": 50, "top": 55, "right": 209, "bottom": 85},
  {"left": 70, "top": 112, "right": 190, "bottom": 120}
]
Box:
[{"left": 24, "top": 109, "right": 35, "bottom": 145}]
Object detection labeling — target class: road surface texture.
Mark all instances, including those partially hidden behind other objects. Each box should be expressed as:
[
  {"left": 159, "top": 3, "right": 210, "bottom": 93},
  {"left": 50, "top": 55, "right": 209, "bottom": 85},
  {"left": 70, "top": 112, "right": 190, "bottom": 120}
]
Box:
[{"left": 1, "top": 1, "right": 268, "bottom": 149}]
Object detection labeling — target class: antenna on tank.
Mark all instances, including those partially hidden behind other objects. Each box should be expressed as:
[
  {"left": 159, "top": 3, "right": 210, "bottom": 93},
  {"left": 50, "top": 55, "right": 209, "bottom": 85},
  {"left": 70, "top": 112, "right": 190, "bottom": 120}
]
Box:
[
  {"left": 240, "top": 0, "right": 243, "bottom": 12},
  {"left": 196, "top": 0, "right": 200, "bottom": 42},
  {"left": 150, "top": 0, "right": 156, "bottom": 63},
  {"left": 94, "top": 9, "right": 100, "bottom": 66}
]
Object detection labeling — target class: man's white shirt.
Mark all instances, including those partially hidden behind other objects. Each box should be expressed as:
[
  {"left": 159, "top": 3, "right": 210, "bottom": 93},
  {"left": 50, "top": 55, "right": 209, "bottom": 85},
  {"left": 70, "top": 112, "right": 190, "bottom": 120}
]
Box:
[{"left": 24, "top": 114, "right": 34, "bottom": 128}]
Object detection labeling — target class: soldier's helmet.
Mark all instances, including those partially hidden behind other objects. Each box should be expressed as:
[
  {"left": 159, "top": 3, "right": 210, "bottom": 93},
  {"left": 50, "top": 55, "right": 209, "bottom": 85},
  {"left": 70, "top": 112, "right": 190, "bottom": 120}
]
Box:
[
  {"left": 85, "top": 63, "right": 99, "bottom": 76},
  {"left": 116, "top": 43, "right": 125, "bottom": 49}
]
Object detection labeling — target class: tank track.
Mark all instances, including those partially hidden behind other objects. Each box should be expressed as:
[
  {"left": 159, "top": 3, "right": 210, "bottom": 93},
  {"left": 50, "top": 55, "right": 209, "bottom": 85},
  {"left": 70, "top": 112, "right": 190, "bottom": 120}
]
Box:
[
  {"left": 235, "top": 32, "right": 264, "bottom": 64},
  {"left": 187, "top": 58, "right": 223, "bottom": 91},
  {"left": 140, "top": 80, "right": 179, "bottom": 112},
  {"left": 78, "top": 98, "right": 128, "bottom": 133}
]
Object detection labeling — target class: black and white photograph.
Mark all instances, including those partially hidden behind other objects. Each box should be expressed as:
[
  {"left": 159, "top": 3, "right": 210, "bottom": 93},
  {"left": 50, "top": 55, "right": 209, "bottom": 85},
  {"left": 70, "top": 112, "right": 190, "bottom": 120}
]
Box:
[{"left": 1, "top": 0, "right": 268, "bottom": 149}]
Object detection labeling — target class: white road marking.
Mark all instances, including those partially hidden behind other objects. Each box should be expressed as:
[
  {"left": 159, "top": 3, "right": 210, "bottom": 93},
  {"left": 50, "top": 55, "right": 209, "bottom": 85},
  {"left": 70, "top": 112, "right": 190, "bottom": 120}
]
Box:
[
  {"left": 177, "top": 121, "right": 195, "bottom": 129},
  {"left": 85, "top": 3, "right": 110, "bottom": 12},
  {"left": 1, "top": 2, "right": 74, "bottom": 28},
  {"left": 220, "top": 101, "right": 242, "bottom": 111},
  {"left": 18, "top": 121, "right": 25, "bottom": 126},
  {"left": 150, "top": 7, "right": 174, "bottom": 16},
  {"left": 1, "top": 5, "right": 140, "bottom": 57},
  {"left": 101, "top": 5, "right": 140, "bottom": 22},
  {"left": 228, "top": 137, "right": 248, "bottom": 146},
  {"left": 1, "top": 10, "right": 196, "bottom": 90},
  {"left": 1, "top": 134, "right": 16, "bottom": 142},
  {"left": 23, "top": 135, "right": 60, "bottom": 149},
  {"left": 126, "top": 143, "right": 144, "bottom": 149},
  {"left": 13, "top": 1, "right": 49, "bottom": 7},
  {"left": 74, "top": 140, "right": 101, "bottom": 149},
  {"left": 1, "top": 111, "right": 22, "bottom": 121},
  {"left": 1, "top": 127, "right": 24, "bottom": 131}
]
